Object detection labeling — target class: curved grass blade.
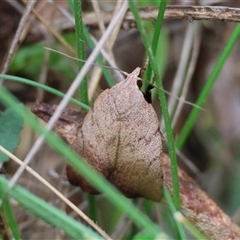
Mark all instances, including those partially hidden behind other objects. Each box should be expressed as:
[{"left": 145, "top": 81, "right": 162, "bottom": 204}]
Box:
[
  {"left": 73, "top": 0, "right": 89, "bottom": 105},
  {"left": 0, "top": 74, "right": 90, "bottom": 110},
  {"left": 1, "top": 197, "right": 21, "bottom": 240},
  {"left": 0, "top": 176, "right": 103, "bottom": 239}
]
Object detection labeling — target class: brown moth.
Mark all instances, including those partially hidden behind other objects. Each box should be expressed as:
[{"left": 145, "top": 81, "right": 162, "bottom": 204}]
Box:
[
  {"left": 32, "top": 67, "right": 163, "bottom": 201},
  {"left": 32, "top": 67, "right": 240, "bottom": 240}
]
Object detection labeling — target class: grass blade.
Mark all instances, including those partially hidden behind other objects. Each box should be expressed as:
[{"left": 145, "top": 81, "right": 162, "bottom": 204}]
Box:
[
  {"left": 0, "top": 74, "right": 90, "bottom": 110},
  {"left": 1, "top": 197, "right": 21, "bottom": 240},
  {"left": 83, "top": 24, "right": 115, "bottom": 87},
  {"left": 87, "top": 194, "right": 97, "bottom": 222},
  {"left": 72, "top": 0, "right": 89, "bottom": 105},
  {"left": 163, "top": 186, "right": 186, "bottom": 239},
  {"left": 0, "top": 176, "right": 103, "bottom": 239}
]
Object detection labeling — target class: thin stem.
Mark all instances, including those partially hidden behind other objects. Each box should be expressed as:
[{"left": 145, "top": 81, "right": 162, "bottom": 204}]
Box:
[{"left": 0, "top": 74, "right": 90, "bottom": 110}]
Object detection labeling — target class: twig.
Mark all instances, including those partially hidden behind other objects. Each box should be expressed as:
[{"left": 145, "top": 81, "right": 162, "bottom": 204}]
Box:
[
  {"left": 83, "top": 5, "right": 240, "bottom": 27},
  {"left": 6, "top": 0, "right": 25, "bottom": 14},
  {"left": 18, "top": 5, "right": 240, "bottom": 45},
  {"left": 90, "top": 0, "right": 106, "bottom": 33},
  {"left": 37, "top": 6, "right": 56, "bottom": 101},
  {"left": 127, "top": 5, "right": 240, "bottom": 22},
  {"left": 31, "top": 99, "right": 240, "bottom": 239}
]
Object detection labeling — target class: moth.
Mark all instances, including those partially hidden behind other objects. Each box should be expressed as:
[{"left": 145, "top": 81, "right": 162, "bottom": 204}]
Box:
[{"left": 32, "top": 67, "right": 163, "bottom": 202}]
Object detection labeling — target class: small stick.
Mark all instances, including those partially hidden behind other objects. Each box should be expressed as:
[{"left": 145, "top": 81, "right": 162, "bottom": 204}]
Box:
[{"left": 83, "top": 5, "right": 240, "bottom": 27}]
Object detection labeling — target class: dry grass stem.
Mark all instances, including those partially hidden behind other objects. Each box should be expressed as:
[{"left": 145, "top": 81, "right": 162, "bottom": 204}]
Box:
[
  {"left": 165, "top": 22, "right": 196, "bottom": 130},
  {"left": 44, "top": 47, "right": 123, "bottom": 79},
  {"left": 0, "top": 205, "right": 12, "bottom": 240},
  {"left": 37, "top": 21, "right": 55, "bottom": 100},
  {"left": 88, "top": 66, "right": 103, "bottom": 100},
  {"left": 171, "top": 22, "right": 202, "bottom": 129},
  {"left": 47, "top": 0, "right": 75, "bottom": 23}
]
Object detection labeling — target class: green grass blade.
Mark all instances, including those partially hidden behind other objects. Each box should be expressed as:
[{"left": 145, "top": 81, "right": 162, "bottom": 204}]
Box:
[
  {"left": 0, "top": 74, "right": 90, "bottom": 110},
  {"left": 176, "top": 24, "right": 240, "bottom": 149},
  {"left": 144, "top": 0, "right": 167, "bottom": 89},
  {"left": 164, "top": 184, "right": 206, "bottom": 239},
  {"left": 178, "top": 216, "right": 207, "bottom": 240},
  {"left": 87, "top": 194, "right": 97, "bottom": 222},
  {"left": 0, "top": 176, "right": 102, "bottom": 239},
  {"left": 0, "top": 87, "right": 162, "bottom": 237},
  {"left": 1, "top": 197, "right": 21, "bottom": 240},
  {"left": 151, "top": 0, "right": 167, "bottom": 54},
  {"left": 143, "top": 0, "right": 168, "bottom": 91},
  {"left": 73, "top": 0, "right": 89, "bottom": 105},
  {"left": 72, "top": 0, "right": 97, "bottom": 221},
  {"left": 128, "top": 0, "right": 180, "bottom": 210}
]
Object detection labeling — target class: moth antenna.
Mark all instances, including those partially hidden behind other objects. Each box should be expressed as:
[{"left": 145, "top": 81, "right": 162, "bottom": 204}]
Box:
[
  {"left": 44, "top": 47, "right": 140, "bottom": 79},
  {"left": 44, "top": 47, "right": 125, "bottom": 74}
]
